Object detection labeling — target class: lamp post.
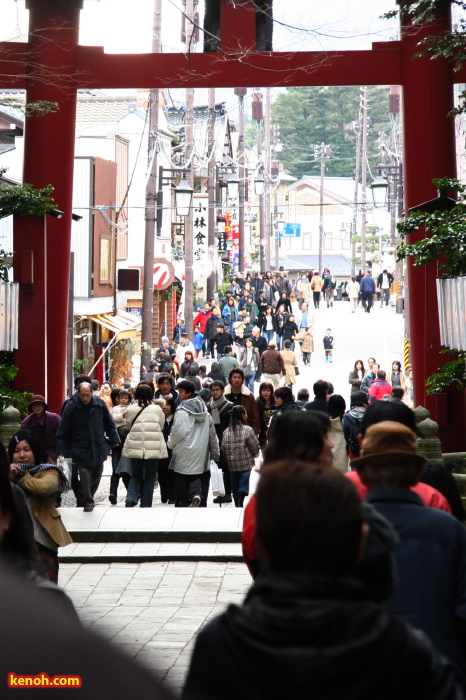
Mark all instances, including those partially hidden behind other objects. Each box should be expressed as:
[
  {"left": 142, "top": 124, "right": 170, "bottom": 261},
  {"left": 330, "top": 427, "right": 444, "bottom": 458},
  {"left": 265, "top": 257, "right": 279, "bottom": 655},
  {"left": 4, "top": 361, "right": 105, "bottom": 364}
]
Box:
[
  {"left": 275, "top": 219, "right": 285, "bottom": 270},
  {"left": 142, "top": 167, "right": 190, "bottom": 376},
  {"left": 370, "top": 163, "right": 404, "bottom": 314}
]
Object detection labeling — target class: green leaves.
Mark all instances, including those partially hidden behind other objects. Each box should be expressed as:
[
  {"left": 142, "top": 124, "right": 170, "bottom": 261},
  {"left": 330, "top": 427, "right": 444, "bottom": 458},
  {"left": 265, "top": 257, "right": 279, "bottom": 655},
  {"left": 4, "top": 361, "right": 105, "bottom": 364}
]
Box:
[
  {"left": 396, "top": 178, "right": 466, "bottom": 278},
  {"left": 425, "top": 351, "right": 466, "bottom": 394},
  {"left": 0, "top": 182, "right": 56, "bottom": 218}
]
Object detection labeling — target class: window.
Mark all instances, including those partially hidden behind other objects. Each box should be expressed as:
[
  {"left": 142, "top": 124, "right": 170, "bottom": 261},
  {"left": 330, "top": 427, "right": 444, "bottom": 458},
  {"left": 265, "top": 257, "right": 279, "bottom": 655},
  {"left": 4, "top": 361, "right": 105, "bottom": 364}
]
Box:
[
  {"left": 324, "top": 233, "right": 332, "bottom": 250},
  {"left": 100, "top": 237, "right": 111, "bottom": 282},
  {"left": 302, "top": 232, "right": 312, "bottom": 250}
]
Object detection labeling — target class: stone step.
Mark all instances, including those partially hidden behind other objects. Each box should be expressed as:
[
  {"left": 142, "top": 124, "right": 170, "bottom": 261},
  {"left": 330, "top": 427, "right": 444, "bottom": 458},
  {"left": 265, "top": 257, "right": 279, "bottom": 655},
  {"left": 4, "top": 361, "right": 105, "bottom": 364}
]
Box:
[
  {"left": 60, "top": 541, "right": 243, "bottom": 564},
  {"left": 59, "top": 504, "right": 244, "bottom": 545}
]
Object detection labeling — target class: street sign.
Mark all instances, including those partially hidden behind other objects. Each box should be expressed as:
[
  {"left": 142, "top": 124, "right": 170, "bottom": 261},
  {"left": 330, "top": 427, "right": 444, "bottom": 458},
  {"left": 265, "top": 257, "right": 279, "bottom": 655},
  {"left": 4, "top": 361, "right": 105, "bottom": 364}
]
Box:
[
  {"left": 260, "top": 238, "right": 268, "bottom": 246},
  {"left": 279, "top": 223, "right": 301, "bottom": 238}
]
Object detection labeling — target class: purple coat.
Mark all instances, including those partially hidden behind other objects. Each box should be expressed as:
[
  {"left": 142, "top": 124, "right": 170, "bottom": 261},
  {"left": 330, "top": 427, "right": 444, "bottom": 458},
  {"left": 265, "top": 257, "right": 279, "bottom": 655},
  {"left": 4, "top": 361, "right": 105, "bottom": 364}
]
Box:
[{"left": 21, "top": 411, "right": 61, "bottom": 463}]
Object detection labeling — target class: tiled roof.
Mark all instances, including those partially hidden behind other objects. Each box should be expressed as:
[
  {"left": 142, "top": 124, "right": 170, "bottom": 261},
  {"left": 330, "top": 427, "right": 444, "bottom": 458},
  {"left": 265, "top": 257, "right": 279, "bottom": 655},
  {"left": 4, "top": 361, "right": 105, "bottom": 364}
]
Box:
[
  {"left": 76, "top": 95, "right": 145, "bottom": 123},
  {"left": 280, "top": 255, "right": 352, "bottom": 276}
]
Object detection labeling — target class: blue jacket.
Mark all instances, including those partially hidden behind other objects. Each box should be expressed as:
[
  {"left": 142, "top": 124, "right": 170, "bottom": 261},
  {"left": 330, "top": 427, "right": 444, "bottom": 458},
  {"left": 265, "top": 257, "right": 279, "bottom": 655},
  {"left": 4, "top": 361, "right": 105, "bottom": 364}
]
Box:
[
  {"left": 366, "top": 487, "right": 466, "bottom": 684},
  {"left": 193, "top": 331, "right": 204, "bottom": 351},
  {"left": 56, "top": 394, "right": 119, "bottom": 467},
  {"left": 360, "top": 275, "right": 376, "bottom": 293}
]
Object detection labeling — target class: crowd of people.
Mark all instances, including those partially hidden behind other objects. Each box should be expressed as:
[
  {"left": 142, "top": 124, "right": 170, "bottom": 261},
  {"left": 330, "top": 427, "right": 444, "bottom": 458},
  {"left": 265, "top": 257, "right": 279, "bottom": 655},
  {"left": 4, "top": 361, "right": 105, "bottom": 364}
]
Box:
[{"left": 2, "top": 268, "right": 466, "bottom": 697}]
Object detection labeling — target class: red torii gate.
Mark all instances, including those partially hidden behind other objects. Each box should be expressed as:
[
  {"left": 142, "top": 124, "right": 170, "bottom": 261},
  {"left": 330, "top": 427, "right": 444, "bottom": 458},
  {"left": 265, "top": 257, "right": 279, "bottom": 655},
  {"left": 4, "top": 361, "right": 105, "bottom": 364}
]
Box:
[{"left": 2, "top": 0, "right": 464, "bottom": 450}]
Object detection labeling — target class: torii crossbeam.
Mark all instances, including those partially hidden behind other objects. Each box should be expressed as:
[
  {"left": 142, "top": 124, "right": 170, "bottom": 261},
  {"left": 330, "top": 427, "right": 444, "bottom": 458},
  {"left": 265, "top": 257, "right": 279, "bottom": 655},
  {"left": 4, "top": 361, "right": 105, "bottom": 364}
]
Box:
[{"left": 1, "top": 0, "right": 463, "bottom": 449}]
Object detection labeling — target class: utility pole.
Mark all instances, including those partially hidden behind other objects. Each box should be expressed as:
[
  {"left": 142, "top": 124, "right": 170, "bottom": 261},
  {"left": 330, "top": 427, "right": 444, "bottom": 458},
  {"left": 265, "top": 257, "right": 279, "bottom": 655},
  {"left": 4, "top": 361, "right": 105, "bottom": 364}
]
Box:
[
  {"left": 141, "top": 0, "right": 162, "bottom": 376},
  {"left": 184, "top": 0, "right": 195, "bottom": 337},
  {"left": 351, "top": 103, "right": 363, "bottom": 277},
  {"left": 252, "top": 92, "right": 265, "bottom": 273},
  {"left": 264, "top": 87, "right": 271, "bottom": 270},
  {"left": 360, "top": 86, "right": 368, "bottom": 271},
  {"left": 317, "top": 142, "right": 330, "bottom": 274},
  {"left": 235, "top": 87, "right": 247, "bottom": 272},
  {"left": 207, "top": 87, "right": 216, "bottom": 299}
]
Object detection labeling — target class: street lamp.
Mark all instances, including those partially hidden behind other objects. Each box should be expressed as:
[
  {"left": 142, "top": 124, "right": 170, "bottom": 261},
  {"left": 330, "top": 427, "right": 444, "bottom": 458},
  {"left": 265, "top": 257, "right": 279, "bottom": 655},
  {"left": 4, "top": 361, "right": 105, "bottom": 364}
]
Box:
[
  {"left": 174, "top": 177, "right": 194, "bottom": 216},
  {"left": 370, "top": 173, "right": 389, "bottom": 208},
  {"left": 276, "top": 219, "right": 285, "bottom": 235},
  {"left": 226, "top": 175, "right": 239, "bottom": 202},
  {"left": 254, "top": 172, "right": 265, "bottom": 196}
]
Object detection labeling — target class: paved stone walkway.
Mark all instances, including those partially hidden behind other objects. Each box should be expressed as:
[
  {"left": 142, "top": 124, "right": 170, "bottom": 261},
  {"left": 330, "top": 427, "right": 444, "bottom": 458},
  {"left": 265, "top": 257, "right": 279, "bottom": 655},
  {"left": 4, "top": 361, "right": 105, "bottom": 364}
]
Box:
[{"left": 61, "top": 561, "right": 251, "bottom": 696}]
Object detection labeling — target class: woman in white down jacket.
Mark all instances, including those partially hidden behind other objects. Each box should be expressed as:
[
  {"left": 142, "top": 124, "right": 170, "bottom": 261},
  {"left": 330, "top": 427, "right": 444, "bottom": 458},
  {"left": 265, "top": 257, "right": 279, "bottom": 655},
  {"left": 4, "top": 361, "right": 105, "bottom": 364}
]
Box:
[{"left": 122, "top": 384, "right": 167, "bottom": 508}]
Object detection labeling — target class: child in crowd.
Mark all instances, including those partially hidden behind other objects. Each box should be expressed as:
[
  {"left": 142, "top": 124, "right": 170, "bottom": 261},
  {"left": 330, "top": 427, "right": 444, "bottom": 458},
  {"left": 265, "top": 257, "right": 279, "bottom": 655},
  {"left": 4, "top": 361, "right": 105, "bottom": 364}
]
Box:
[
  {"left": 323, "top": 328, "right": 334, "bottom": 363},
  {"left": 108, "top": 389, "right": 132, "bottom": 504},
  {"left": 193, "top": 325, "right": 204, "bottom": 359},
  {"left": 221, "top": 406, "right": 260, "bottom": 508}
]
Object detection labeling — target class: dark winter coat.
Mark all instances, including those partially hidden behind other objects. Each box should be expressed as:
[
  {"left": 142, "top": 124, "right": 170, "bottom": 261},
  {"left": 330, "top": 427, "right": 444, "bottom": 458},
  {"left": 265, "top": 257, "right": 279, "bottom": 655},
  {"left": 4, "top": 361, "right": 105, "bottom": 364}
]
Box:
[
  {"left": 56, "top": 394, "right": 119, "bottom": 467},
  {"left": 360, "top": 275, "right": 376, "bottom": 293},
  {"left": 214, "top": 330, "right": 234, "bottom": 354},
  {"left": 366, "top": 487, "right": 466, "bottom": 685},
  {"left": 183, "top": 572, "right": 460, "bottom": 700},
  {"left": 21, "top": 411, "right": 61, "bottom": 463},
  {"left": 205, "top": 315, "right": 222, "bottom": 340},
  {"left": 282, "top": 320, "right": 299, "bottom": 343}
]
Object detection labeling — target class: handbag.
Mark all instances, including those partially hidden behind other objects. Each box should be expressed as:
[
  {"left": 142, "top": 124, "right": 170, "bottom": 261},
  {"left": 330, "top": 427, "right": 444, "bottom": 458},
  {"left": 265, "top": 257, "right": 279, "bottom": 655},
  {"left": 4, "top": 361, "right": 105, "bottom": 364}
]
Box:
[
  {"left": 56, "top": 455, "right": 72, "bottom": 491},
  {"left": 210, "top": 460, "right": 225, "bottom": 498},
  {"left": 294, "top": 366, "right": 300, "bottom": 376},
  {"left": 244, "top": 364, "right": 253, "bottom": 379}
]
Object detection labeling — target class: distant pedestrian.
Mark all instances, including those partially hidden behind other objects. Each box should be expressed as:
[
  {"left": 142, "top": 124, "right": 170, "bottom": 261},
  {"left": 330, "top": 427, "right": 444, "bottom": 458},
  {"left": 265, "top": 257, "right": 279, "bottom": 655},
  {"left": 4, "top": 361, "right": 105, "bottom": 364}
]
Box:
[
  {"left": 346, "top": 276, "right": 360, "bottom": 313},
  {"left": 377, "top": 269, "right": 394, "bottom": 307},
  {"left": 221, "top": 405, "right": 260, "bottom": 507},
  {"left": 323, "top": 328, "right": 334, "bottom": 363},
  {"left": 259, "top": 341, "right": 285, "bottom": 388},
  {"left": 348, "top": 359, "right": 365, "bottom": 394},
  {"left": 360, "top": 271, "right": 376, "bottom": 313},
  {"left": 368, "top": 370, "right": 392, "bottom": 404},
  {"left": 310, "top": 271, "right": 323, "bottom": 308},
  {"left": 322, "top": 268, "right": 336, "bottom": 308}
]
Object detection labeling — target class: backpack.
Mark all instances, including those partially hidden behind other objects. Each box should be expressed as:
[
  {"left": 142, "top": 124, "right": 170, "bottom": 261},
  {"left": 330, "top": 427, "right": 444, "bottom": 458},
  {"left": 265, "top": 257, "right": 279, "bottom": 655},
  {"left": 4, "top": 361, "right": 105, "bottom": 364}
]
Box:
[{"left": 344, "top": 411, "right": 362, "bottom": 456}]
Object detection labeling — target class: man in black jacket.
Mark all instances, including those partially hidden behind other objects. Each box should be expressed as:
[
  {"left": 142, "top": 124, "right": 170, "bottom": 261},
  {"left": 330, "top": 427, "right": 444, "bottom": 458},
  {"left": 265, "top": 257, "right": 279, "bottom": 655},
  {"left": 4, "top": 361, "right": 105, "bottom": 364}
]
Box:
[
  {"left": 377, "top": 269, "right": 394, "bottom": 307},
  {"left": 213, "top": 323, "right": 234, "bottom": 359},
  {"left": 183, "top": 463, "right": 461, "bottom": 700},
  {"left": 57, "top": 383, "right": 120, "bottom": 512}
]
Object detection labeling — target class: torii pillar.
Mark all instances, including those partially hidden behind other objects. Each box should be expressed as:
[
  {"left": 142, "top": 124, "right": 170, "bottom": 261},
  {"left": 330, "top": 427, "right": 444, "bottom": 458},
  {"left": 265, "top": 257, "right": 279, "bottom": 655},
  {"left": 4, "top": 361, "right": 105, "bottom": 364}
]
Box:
[
  {"left": 400, "top": 1, "right": 464, "bottom": 451},
  {"left": 13, "top": 0, "right": 83, "bottom": 410}
]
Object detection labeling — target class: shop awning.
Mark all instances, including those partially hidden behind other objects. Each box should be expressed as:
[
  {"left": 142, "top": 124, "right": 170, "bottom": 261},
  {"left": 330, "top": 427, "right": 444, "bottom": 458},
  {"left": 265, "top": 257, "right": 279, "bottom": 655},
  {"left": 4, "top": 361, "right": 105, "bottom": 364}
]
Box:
[{"left": 88, "top": 310, "right": 141, "bottom": 340}]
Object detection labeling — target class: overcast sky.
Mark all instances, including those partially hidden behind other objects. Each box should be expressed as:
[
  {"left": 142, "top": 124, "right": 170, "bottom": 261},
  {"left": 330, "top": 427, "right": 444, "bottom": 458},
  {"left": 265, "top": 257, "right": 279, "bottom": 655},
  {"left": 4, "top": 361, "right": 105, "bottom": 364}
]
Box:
[{"left": 2, "top": 0, "right": 398, "bottom": 53}]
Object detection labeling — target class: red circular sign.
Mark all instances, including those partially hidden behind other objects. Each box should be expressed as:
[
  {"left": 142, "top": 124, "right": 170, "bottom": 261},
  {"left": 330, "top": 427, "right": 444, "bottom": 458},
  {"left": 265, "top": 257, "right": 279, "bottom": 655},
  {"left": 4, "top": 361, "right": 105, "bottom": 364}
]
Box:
[
  {"left": 153, "top": 258, "right": 175, "bottom": 290},
  {"left": 260, "top": 238, "right": 268, "bottom": 246}
]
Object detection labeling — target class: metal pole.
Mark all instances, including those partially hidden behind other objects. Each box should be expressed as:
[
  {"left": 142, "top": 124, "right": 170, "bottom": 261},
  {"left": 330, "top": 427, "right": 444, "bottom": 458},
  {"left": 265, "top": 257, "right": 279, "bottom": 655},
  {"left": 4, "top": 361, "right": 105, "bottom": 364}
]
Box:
[
  {"left": 351, "top": 106, "right": 363, "bottom": 277},
  {"left": 360, "top": 87, "right": 368, "bottom": 271},
  {"left": 238, "top": 93, "right": 246, "bottom": 272},
  {"left": 264, "top": 87, "right": 271, "bottom": 270},
  {"left": 318, "top": 143, "right": 325, "bottom": 275},
  {"left": 183, "top": 1, "right": 195, "bottom": 336},
  {"left": 141, "top": 0, "right": 162, "bottom": 376},
  {"left": 207, "top": 87, "right": 216, "bottom": 299}
]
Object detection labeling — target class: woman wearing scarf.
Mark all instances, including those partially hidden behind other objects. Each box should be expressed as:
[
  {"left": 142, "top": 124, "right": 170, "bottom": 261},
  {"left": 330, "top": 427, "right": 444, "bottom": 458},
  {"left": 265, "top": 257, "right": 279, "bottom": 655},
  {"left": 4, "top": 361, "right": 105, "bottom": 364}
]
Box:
[{"left": 8, "top": 430, "right": 72, "bottom": 583}]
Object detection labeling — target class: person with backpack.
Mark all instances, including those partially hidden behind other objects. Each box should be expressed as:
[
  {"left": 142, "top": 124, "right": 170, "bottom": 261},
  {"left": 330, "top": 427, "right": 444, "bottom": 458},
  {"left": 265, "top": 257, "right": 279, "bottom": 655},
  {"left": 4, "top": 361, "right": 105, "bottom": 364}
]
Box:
[
  {"left": 322, "top": 268, "right": 336, "bottom": 308},
  {"left": 342, "top": 391, "right": 368, "bottom": 459}
]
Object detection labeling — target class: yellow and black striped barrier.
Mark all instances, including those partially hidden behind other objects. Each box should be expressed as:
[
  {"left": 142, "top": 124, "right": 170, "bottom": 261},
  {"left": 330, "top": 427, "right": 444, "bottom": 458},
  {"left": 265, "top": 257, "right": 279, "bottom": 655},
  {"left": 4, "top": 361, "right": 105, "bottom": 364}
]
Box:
[{"left": 404, "top": 338, "right": 410, "bottom": 370}]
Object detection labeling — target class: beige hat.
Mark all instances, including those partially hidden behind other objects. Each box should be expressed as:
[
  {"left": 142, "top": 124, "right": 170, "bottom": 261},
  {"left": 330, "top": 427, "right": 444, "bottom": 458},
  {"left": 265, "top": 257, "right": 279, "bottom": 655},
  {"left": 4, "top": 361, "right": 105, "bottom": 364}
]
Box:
[
  {"left": 351, "top": 421, "right": 427, "bottom": 468},
  {"left": 268, "top": 340, "right": 277, "bottom": 348}
]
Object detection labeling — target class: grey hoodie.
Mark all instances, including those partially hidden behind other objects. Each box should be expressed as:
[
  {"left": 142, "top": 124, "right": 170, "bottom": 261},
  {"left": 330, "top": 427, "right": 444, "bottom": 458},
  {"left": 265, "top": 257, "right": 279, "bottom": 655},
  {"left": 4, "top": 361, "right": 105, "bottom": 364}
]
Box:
[{"left": 168, "top": 397, "right": 220, "bottom": 474}]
